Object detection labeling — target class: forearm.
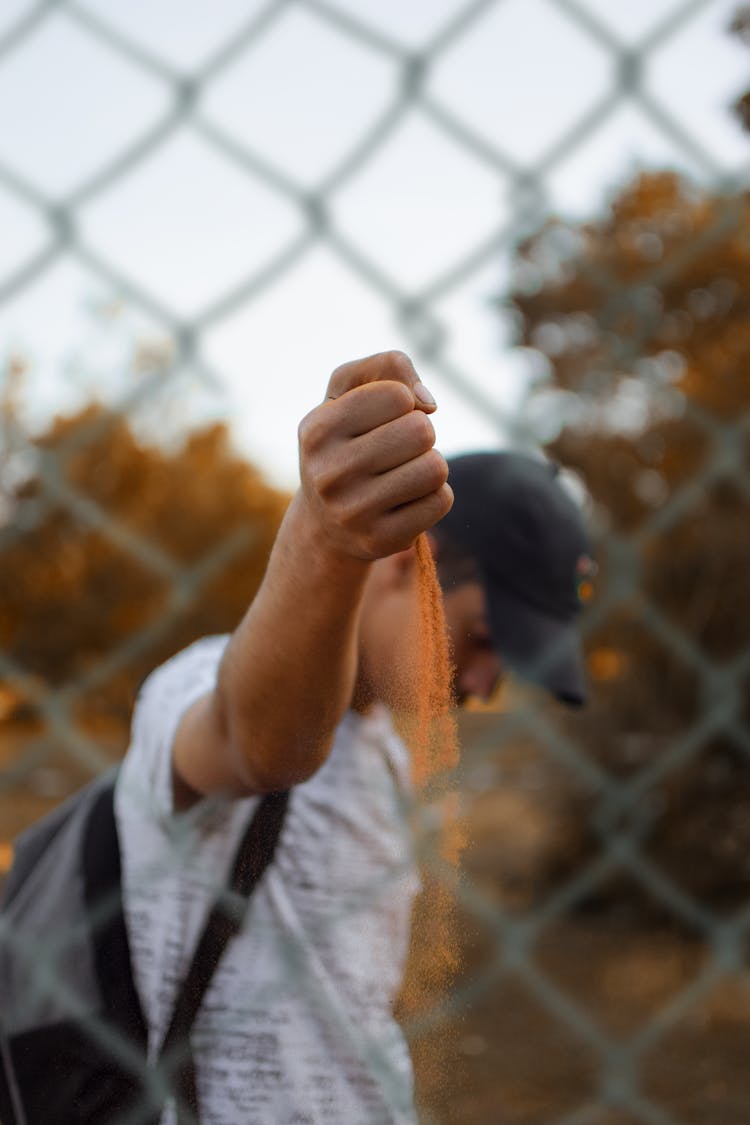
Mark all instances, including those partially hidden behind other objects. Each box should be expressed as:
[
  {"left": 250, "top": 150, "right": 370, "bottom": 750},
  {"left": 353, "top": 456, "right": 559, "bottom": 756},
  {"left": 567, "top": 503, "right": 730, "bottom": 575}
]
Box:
[{"left": 214, "top": 491, "right": 371, "bottom": 791}]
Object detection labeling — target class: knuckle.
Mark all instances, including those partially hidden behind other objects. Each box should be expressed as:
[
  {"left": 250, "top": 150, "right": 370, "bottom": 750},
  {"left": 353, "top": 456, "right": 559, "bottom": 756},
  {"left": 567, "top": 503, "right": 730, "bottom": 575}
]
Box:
[
  {"left": 422, "top": 449, "right": 449, "bottom": 489},
  {"left": 298, "top": 409, "right": 326, "bottom": 455},
  {"left": 314, "top": 463, "right": 342, "bottom": 501},
  {"left": 335, "top": 495, "right": 361, "bottom": 531},
  {"left": 405, "top": 409, "right": 435, "bottom": 449},
  {"left": 435, "top": 482, "right": 454, "bottom": 520},
  {"left": 329, "top": 486, "right": 370, "bottom": 536},
  {"left": 380, "top": 380, "right": 414, "bottom": 415},
  {"left": 325, "top": 356, "right": 361, "bottom": 400},
  {"left": 297, "top": 411, "right": 312, "bottom": 447},
  {"left": 301, "top": 437, "right": 346, "bottom": 501},
  {"left": 383, "top": 349, "right": 413, "bottom": 375},
  {"left": 383, "top": 350, "right": 416, "bottom": 387},
  {"left": 360, "top": 535, "right": 380, "bottom": 561},
  {"left": 329, "top": 357, "right": 355, "bottom": 384},
  {"left": 428, "top": 485, "right": 454, "bottom": 527}
]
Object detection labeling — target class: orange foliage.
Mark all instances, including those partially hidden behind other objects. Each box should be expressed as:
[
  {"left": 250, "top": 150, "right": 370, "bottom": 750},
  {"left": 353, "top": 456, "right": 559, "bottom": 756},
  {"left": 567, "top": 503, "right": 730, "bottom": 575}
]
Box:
[
  {"left": 512, "top": 172, "right": 750, "bottom": 420},
  {"left": 508, "top": 170, "right": 750, "bottom": 908},
  {"left": 0, "top": 404, "right": 289, "bottom": 732}
]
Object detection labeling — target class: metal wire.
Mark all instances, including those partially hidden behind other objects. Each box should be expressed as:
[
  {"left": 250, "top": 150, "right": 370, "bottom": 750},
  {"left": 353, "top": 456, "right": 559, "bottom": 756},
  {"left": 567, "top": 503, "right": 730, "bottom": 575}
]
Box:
[{"left": 1, "top": 1, "right": 748, "bottom": 1122}]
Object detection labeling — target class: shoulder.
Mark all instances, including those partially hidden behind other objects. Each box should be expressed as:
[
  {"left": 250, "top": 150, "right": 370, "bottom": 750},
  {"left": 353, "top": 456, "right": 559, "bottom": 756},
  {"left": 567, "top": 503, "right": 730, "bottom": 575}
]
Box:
[
  {"left": 137, "top": 635, "right": 229, "bottom": 702},
  {"left": 118, "top": 635, "right": 230, "bottom": 819}
]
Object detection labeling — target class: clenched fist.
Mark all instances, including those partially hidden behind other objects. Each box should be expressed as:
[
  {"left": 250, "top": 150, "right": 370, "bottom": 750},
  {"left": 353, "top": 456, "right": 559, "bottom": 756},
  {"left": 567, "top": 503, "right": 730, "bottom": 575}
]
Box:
[{"left": 297, "top": 351, "right": 454, "bottom": 560}]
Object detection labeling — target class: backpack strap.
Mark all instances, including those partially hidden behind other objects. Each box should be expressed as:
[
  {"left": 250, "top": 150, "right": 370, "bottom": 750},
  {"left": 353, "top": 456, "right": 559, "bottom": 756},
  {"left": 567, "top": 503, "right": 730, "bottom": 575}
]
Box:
[
  {"left": 157, "top": 790, "right": 290, "bottom": 1123},
  {"left": 83, "top": 780, "right": 151, "bottom": 1052}
]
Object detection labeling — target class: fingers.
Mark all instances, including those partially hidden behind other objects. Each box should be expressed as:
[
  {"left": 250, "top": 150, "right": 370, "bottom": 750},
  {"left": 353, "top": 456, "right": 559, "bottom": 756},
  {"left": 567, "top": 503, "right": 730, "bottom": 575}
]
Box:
[
  {"left": 348, "top": 408, "right": 437, "bottom": 476},
  {"left": 325, "top": 351, "right": 437, "bottom": 415},
  {"left": 325, "top": 381, "right": 433, "bottom": 441},
  {"left": 320, "top": 464, "right": 453, "bottom": 561},
  {"left": 377, "top": 483, "right": 454, "bottom": 551},
  {"left": 356, "top": 449, "right": 450, "bottom": 516}
]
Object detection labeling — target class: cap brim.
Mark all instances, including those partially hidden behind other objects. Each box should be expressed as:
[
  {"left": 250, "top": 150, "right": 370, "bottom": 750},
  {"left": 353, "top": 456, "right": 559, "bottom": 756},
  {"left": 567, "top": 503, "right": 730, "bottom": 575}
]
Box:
[{"left": 486, "top": 585, "right": 587, "bottom": 706}]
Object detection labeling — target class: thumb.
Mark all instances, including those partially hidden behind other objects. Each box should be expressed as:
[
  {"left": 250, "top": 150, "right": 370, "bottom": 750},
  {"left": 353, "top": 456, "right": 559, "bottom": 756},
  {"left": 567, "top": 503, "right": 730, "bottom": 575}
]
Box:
[{"left": 324, "top": 350, "right": 437, "bottom": 413}]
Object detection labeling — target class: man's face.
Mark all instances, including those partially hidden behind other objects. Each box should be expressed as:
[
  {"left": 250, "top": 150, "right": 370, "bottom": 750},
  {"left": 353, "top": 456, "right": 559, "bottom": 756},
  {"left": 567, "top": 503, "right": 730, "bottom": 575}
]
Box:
[
  {"left": 442, "top": 580, "right": 503, "bottom": 706},
  {"left": 356, "top": 556, "right": 503, "bottom": 712}
]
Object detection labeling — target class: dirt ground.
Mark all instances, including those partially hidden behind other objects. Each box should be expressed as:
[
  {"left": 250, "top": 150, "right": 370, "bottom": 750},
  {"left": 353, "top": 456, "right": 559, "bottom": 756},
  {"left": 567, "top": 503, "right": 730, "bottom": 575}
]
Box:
[
  {"left": 3, "top": 716, "right": 750, "bottom": 1124},
  {"left": 407, "top": 911, "right": 750, "bottom": 1124},
  {"left": 401, "top": 713, "right": 750, "bottom": 1124}
]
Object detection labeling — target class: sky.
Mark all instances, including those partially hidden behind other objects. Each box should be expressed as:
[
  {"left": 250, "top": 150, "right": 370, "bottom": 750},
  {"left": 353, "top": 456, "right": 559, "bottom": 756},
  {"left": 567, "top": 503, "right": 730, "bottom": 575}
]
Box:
[{"left": 0, "top": 0, "right": 747, "bottom": 488}]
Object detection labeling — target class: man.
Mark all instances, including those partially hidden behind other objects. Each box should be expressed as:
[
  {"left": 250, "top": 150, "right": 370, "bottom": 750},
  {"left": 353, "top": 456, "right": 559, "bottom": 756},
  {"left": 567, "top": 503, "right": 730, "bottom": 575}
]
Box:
[{"left": 116, "top": 351, "right": 590, "bottom": 1124}]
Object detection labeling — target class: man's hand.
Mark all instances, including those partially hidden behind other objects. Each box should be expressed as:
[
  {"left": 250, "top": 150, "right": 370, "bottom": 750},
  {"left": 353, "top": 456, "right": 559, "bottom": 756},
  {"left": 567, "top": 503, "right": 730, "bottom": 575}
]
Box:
[
  {"left": 297, "top": 351, "right": 454, "bottom": 561},
  {"left": 172, "top": 351, "right": 452, "bottom": 801}
]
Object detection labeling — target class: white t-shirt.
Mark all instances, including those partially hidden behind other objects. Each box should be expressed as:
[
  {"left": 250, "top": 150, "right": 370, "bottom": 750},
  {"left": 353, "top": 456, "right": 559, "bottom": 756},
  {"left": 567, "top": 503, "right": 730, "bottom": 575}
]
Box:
[{"left": 115, "top": 635, "right": 422, "bottom": 1125}]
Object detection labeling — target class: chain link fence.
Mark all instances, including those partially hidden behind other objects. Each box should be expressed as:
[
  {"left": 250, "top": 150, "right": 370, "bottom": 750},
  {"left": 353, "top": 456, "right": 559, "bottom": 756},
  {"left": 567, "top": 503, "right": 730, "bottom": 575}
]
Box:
[{"left": 1, "top": 0, "right": 749, "bottom": 1121}]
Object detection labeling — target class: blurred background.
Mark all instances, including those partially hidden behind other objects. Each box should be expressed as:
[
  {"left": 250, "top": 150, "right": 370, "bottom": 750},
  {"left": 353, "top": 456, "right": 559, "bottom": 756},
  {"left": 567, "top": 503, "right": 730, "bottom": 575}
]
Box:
[{"left": 1, "top": 0, "right": 749, "bottom": 1121}]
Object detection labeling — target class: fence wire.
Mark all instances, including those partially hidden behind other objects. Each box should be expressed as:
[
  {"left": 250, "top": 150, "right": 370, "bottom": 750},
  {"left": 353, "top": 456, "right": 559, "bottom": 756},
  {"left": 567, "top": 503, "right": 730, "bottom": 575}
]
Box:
[{"left": 1, "top": 0, "right": 749, "bottom": 1122}]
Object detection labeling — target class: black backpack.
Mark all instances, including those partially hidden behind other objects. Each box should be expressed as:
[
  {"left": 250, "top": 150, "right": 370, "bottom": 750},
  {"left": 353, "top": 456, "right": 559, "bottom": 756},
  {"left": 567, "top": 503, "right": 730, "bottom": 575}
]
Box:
[{"left": 0, "top": 768, "right": 289, "bottom": 1125}]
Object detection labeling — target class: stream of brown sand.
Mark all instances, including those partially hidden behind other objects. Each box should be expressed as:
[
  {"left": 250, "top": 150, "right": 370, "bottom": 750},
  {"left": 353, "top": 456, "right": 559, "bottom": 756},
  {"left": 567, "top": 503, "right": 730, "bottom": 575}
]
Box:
[{"left": 394, "top": 534, "right": 467, "bottom": 1068}]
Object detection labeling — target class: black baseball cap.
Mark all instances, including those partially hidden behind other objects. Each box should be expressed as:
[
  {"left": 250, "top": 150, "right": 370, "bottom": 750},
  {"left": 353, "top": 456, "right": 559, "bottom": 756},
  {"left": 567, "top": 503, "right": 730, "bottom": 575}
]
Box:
[{"left": 438, "top": 452, "right": 593, "bottom": 706}]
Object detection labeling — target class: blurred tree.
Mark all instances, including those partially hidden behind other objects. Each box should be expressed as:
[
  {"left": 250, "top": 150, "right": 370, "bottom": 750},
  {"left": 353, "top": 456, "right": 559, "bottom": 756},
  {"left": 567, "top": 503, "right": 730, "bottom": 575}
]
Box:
[
  {"left": 507, "top": 170, "right": 750, "bottom": 910},
  {"left": 0, "top": 398, "right": 289, "bottom": 738}
]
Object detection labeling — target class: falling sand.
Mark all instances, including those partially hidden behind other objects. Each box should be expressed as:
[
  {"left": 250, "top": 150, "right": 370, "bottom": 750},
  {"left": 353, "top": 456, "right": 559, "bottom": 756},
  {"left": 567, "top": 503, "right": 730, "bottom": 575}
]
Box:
[
  {"left": 393, "top": 534, "right": 467, "bottom": 1086},
  {"left": 410, "top": 533, "right": 460, "bottom": 787}
]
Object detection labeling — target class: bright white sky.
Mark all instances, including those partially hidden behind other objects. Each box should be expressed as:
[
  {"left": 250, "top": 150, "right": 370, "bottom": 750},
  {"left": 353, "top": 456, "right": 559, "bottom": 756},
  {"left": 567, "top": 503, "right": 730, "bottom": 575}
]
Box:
[{"left": 0, "top": 0, "right": 747, "bottom": 487}]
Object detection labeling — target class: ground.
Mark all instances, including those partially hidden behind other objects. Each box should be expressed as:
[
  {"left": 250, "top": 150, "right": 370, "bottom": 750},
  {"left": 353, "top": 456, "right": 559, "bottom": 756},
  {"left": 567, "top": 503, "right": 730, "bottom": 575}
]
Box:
[
  {"left": 402, "top": 713, "right": 750, "bottom": 1124},
  {"left": 2, "top": 713, "right": 749, "bottom": 1124}
]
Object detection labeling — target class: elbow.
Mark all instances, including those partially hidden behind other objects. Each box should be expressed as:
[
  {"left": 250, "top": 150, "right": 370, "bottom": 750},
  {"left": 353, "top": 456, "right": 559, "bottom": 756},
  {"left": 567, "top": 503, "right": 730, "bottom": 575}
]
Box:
[{"left": 229, "top": 736, "right": 331, "bottom": 795}]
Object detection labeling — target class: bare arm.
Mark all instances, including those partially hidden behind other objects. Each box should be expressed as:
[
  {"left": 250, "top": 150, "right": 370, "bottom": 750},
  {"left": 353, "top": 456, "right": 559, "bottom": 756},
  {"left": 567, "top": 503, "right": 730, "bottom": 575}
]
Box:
[{"left": 171, "top": 351, "right": 453, "bottom": 804}]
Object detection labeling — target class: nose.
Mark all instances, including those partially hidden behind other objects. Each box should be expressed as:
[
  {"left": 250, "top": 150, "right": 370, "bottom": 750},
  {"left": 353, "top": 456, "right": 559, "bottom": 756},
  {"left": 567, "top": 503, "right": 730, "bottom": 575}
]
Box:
[{"left": 456, "top": 651, "right": 503, "bottom": 703}]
